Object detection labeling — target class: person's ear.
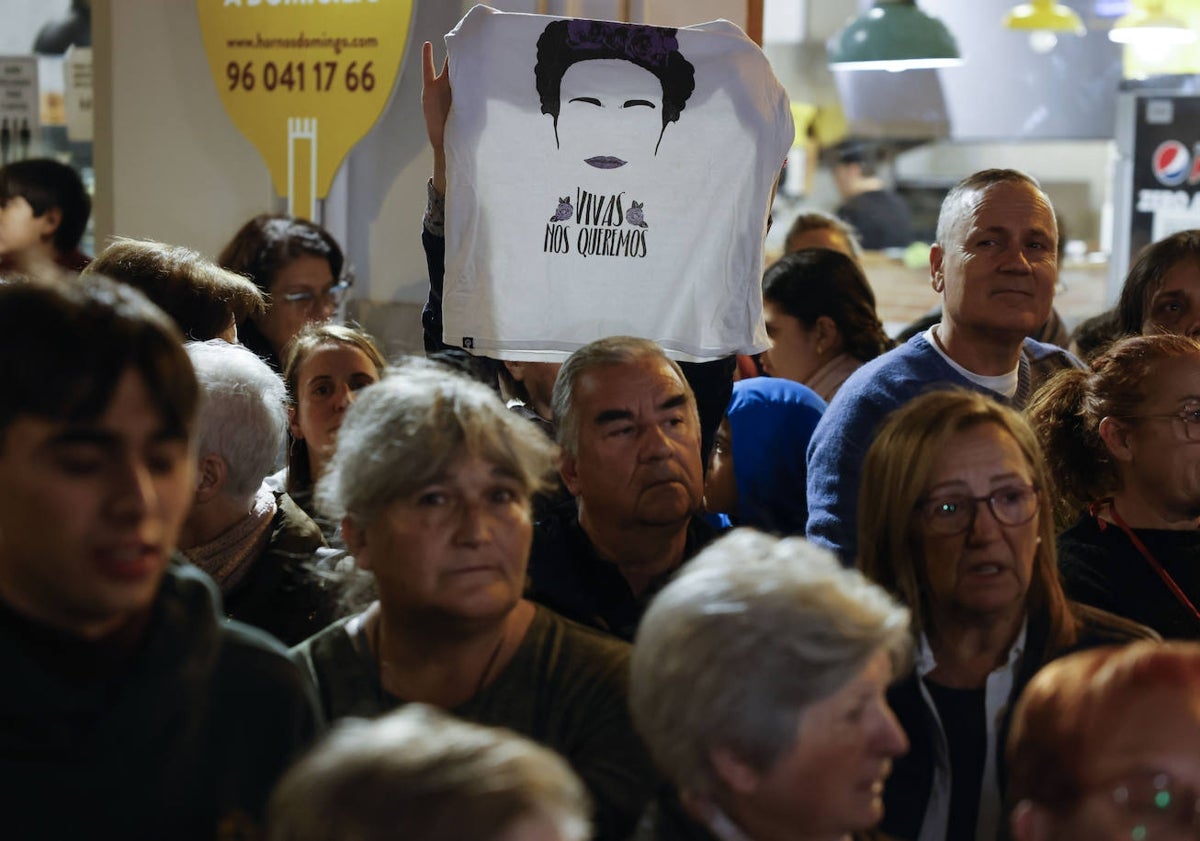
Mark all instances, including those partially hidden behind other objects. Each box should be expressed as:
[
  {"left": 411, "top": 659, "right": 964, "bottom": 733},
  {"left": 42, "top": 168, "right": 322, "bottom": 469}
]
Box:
[
  {"left": 194, "top": 454, "right": 227, "bottom": 504},
  {"left": 709, "top": 747, "right": 760, "bottom": 795},
  {"left": 38, "top": 206, "right": 62, "bottom": 243},
  {"left": 814, "top": 315, "right": 840, "bottom": 352},
  {"left": 1010, "top": 800, "right": 1054, "bottom": 841},
  {"left": 503, "top": 360, "right": 527, "bottom": 383},
  {"left": 930, "top": 244, "right": 946, "bottom": 294},
  {"left": 1098, "top": 416, "right": 1135, "bottom": 464},
  {"left": 342, "top": 517, "right": 370, "bottom": 570},
  {"left": 288, "top": 405, "right": 305, "bottom": 441},
  {"left": 560, "top": 450, "right": 583, "bottom": 497}
]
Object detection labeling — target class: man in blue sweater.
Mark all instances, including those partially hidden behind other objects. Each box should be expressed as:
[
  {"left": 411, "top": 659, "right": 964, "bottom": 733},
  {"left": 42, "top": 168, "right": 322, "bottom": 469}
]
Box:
[{"left": 806, "top": 169, "right": 1079, "bottom": 564}]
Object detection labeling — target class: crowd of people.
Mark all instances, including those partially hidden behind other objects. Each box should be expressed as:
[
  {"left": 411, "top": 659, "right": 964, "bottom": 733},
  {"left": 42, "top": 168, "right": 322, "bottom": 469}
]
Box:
[{"left": 4, "top": 28, "right": 1200, "bottom": 841}]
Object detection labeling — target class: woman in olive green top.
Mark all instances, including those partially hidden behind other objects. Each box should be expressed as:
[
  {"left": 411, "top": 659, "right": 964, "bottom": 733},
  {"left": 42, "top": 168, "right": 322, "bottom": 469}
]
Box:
[{"left": 290, "top": 360, "right": 655, "bottom": 841}]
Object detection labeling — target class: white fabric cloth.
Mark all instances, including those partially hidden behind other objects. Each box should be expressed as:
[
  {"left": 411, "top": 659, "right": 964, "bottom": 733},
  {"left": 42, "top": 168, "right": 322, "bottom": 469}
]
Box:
[
  {"left": 441, "top": 5, "right": 794, "bottom": 362},
  {"left": 925, "top": 325, "right": 1019, "bottom": 398},
  {"left": 913, "top": 620, "right": 1028, "bottom": 841}
]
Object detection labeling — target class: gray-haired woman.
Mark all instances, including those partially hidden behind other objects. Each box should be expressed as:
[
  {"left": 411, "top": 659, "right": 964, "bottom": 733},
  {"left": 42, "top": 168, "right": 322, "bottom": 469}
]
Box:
[
  {"left": 269, "top": 704, "right": 592, "bottom": 841},
  {"left": 630, "top": 528, "right": 911, "bottom": 841},
  {"left": 289, "top": 361, "right": 654, "bottom": 841}
]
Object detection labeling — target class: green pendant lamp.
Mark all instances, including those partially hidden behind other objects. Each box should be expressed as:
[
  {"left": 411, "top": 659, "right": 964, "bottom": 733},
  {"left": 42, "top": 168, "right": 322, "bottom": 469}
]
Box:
[{"left": 828, "top": 0, "right": 964, "bottom": 72}]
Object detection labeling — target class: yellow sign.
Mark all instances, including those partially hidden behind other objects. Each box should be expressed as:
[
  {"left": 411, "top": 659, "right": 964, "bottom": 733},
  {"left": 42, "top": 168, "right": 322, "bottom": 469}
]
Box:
[{"left": 196, "top": 0, "right": 413, "bottom": 220}]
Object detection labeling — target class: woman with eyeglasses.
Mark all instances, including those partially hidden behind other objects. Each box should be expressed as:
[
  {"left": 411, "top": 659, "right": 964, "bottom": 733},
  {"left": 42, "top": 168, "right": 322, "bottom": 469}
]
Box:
[
  {"left": 218, "top": 213, "right": 351, "bottom": 371},
  {"left": 1028, "top": 333, "right": 1200, "bottom": 640},
  {"left": 1007, "top": 640, "right": 1200, "bottom": 841},
  {"left": 857, "top": 389, "right": 1153, "bottom": 841}
]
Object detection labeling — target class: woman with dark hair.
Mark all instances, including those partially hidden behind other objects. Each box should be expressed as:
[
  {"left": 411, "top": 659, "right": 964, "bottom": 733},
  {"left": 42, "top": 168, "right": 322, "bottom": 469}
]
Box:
[
  {"left": 275, "top": 323, "right": 385, "bottom": 545},
  {"left": 761, "top": 248, "right": 893, "bottom": 401},
  {"left": 218, "top": 214, "right": 349, "bottom": 370},
  {"left": 857, "top": 389, "right": 1152, "bottom": 841},
  {"left": 1116, "top": 228, "right": 1200, "bottom": 337},
  {"left": 1027, "top": 333, "right": 1200, "bottom": 639}
]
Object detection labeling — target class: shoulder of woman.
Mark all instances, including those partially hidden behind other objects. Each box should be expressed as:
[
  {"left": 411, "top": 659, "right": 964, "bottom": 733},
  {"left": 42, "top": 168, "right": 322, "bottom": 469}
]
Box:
[{"left": 1069, "top": 600, "right": 1162, "bottom": 646}]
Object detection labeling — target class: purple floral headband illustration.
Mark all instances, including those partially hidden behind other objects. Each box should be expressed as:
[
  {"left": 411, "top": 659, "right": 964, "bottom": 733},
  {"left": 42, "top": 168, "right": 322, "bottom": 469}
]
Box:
[
  {"left": 563, "top": 20, "right": 680, "bottom": 69},
  {"left": 535, "top": 18, "right": 696, "bottom": 164}
]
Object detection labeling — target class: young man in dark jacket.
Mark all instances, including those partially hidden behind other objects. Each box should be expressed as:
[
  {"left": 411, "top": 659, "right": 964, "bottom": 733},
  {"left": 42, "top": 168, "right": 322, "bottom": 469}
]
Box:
[{"left": 0, "top": 277, "right": 320, "bottom": 839}]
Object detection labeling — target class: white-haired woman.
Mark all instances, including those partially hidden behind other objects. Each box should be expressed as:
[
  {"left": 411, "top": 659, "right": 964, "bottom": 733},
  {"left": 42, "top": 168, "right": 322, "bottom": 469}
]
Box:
[
  {"left": 290, "top": 362, "right": 655, "bottom": 841},
  {"left": 269, "top": 704, "right": 592, "bottom": 841},
  {"left": 630, "top": 528, "right": 911, "bottom": 841}
]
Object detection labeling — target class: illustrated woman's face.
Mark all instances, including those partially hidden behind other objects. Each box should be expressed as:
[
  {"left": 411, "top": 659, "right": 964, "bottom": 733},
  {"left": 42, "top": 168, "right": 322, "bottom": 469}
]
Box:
[{"left": 554, "top": 59, "right": 664, "bottom": 171}]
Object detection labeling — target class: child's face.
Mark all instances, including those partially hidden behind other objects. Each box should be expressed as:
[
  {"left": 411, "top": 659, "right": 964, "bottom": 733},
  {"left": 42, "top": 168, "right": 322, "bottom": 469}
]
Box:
[{"left": 0, "top": 195, "right": 54, "bottom": 260}]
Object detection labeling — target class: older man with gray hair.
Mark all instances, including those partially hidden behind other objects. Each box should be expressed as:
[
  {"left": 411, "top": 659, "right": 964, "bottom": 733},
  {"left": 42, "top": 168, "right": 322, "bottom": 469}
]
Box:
[
  {"left": 630, "top": 529, "right": 911, "bottom": 841},
  {"left": 527, "top": 335, "right": 715, "bottom": 641},
  {"left": 806, "top": 168, "right": 1080, "bottom": 564},
  {"left": 179, "top": 340, "right": 333, "bottom": 644}
]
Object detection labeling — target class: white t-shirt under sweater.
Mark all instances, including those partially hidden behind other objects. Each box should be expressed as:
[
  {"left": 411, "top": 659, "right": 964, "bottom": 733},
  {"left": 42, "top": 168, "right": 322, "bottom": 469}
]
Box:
[
  {"left": 924, "top": 326, "right": 1019, "bottom": 398},
  {"left": 441, "top": 5, "right": 794, "bottom": 361}
]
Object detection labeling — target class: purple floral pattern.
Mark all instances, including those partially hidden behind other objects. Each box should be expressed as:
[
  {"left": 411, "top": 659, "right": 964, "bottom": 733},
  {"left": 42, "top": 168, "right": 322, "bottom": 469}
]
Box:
[{"left": 564, "top": 20, "right": 678, "bottom": 69}]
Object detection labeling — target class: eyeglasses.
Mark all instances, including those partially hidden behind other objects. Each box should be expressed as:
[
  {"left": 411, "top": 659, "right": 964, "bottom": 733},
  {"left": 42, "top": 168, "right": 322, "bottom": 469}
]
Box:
[
  {"left": 1112, "top": 409, "right": 1200, "bottom": 442},
  {"left": 915, "top": 485, "right": 1039, "bottom": 536},
  {"left": 1094, "top": 770, "right": 1200, "bottom": 838},
  {"left": 277, "top": 269, "right": 354, "bottom": 309}
]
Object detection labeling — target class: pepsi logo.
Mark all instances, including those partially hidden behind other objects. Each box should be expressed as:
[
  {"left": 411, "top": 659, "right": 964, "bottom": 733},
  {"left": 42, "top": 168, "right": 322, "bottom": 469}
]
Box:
[{"left": 1153, "top": 140, "right": 1190, "bottom": 187}]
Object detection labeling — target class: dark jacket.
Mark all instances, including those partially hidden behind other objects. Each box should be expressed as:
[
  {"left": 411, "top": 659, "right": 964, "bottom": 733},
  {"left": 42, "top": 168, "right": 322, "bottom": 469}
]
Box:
[
  {"left": 222, "top": 490, "right": 337, "bottom": 646},
  {"left": 527, "top": 500, "right": 717, "bottom": 642},
  {"left": 0, "top": 561, "right": 321, "bottom": 839},
  {"left": 881, "top": 601, "right": 1157, "bottom": 840},
  {"left": 1058, "top": 513, "right": 1200, "bottom": 640},
  {"left": 633, "top": 785, "right": 900, "bottom": 841}
]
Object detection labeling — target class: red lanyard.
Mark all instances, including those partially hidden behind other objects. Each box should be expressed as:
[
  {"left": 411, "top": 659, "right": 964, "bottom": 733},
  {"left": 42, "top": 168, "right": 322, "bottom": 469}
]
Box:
[{"left": 1097, "top": 499, "right": 1200, "bottom": 626}]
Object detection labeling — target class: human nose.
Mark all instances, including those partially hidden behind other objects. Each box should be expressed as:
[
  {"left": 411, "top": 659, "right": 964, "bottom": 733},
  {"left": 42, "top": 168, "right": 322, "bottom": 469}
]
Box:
[
  {"left": 1000, "top": 242, "right": 1033, "bottom": 273},
  {"left": 1184, "top": 314, "right": 1200, "bottom": 339},
  {"left": 454, "top": 499, "right": 494, "bottom": 546},
  {"left": 872, "top": 700, "right": 909, "bottom": 758},
  {"left": 638, "top": 423, "right": 674, "bottom": 462},
  {"left": 334, "top": 383, "right": 354, "bottom": 412},
  {"left": 107, "top": 458, "right": 155, "bottom": 521},
  {"left": 314, "top": 293, "right": 337, "bottom": 321},
  {"left": 966, "top": 497, "right": 1003, "bottom": 541}
]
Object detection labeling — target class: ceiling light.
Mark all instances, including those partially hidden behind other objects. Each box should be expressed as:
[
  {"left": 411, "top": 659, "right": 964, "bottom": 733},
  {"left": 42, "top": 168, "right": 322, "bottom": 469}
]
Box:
[
  {"left": 1004, "top": 0, "right": 1086, "bottom": 53},
  {"left": 1108, "top": 0, "right": 1196, "bottom": 46},
  {"left": 827, "top": 0, "right": 964, "bottom": 73}
]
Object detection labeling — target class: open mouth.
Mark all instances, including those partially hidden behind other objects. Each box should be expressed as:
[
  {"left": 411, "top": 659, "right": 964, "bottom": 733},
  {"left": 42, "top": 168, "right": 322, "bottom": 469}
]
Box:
[
  {"left": 585, "top": 156, "right": 627, "bottom": 169},
  {"left": 93, "top": 544, "right": 161, "bottom": 580}
]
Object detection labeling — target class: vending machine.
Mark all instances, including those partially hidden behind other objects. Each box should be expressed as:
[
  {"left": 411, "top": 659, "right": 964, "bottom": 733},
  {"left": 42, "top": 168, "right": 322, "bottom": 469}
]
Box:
[{"left": 1110, "top": 76, "right": 1200, "bottom": 300}]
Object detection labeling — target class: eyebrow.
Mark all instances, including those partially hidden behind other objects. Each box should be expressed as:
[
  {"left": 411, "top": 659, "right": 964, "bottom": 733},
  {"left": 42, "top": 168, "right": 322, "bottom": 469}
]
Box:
[
  {"left": 592, "top": 393, "right": 689, "bottom": 426},
  {"left": 926, "top": 472, "right": 1028, "bottom": 494},
  {"left": 622, "top": 99, "right": 656, "bottom": 108},
  {"left": 594, "top": 408, "right": 634, "bottom": 426},
  {"left": 568, "top": 96, "right": 602, "bottom": 106},
  {"left": 43, "top": 426, "right": 184, "bottom": 448},
  {"left": 659, "top": 393, "right": 688, "bottom": 412},
  {"left": 45, "top": 429, "right": 120, "bottom": 448}
]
